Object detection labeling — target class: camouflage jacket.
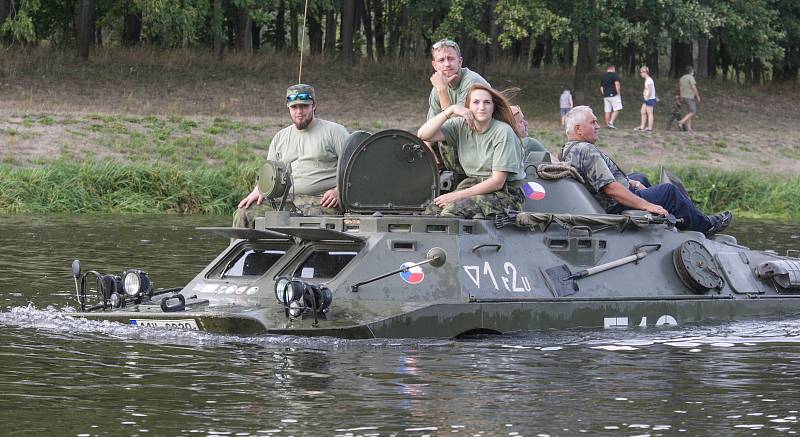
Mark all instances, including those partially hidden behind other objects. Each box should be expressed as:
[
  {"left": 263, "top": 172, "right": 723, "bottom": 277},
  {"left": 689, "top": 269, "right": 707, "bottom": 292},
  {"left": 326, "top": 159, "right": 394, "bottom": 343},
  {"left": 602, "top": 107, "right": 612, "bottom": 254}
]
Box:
[{"left": 560, "top": 140, "right": 628, "bottom": 212}]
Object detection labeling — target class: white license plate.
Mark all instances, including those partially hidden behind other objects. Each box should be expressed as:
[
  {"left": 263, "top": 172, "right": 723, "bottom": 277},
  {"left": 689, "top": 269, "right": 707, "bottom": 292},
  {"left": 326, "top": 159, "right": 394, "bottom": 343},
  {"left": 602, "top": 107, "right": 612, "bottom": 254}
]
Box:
[{"left": 130, "top": 319, "right": 199, "bottom": 330}]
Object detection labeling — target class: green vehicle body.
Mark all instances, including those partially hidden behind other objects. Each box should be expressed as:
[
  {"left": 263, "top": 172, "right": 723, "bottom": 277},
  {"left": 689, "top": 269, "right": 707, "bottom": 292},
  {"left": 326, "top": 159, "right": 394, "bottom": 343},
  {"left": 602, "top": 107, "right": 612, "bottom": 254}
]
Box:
[{"left": 69, "top": 130, "right": 800, "bottom": 338}]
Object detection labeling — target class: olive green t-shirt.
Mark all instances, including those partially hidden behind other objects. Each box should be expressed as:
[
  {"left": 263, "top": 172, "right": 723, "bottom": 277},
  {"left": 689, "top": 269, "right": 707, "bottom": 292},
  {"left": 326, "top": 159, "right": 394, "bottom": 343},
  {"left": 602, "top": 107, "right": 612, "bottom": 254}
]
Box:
[
  {"left": 267, "top": 119, "right": 348, "bottom": 195},
  {"left": 679, "top": 74, "right": 696, "bottom": 99},
  {"left": 441, "top": 118, "right": 525, "bottom": 182},
  {"left": 427, "top": 68, "right": 490, "bottom": 120},
  {"left": 521, "top": 137, "right": 548, "bottom": 154}
]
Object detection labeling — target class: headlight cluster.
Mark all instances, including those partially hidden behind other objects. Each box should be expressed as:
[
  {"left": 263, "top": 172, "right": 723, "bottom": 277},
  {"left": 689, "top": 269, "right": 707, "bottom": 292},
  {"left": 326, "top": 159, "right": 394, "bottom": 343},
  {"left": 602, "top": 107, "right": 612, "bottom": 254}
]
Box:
[
  {"left": 77, "top": 269, "right": 153, "bottom": 310},
  {"left": 274, "top": 277, "right": 332, "bottom": 321}
]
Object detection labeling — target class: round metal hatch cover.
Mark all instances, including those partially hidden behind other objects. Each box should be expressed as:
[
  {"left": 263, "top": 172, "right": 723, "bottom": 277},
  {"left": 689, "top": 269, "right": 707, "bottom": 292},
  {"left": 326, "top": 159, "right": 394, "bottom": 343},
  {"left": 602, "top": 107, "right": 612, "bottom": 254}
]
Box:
[{"left": 673, "top": 240, "right": 723, "bottom": 293}]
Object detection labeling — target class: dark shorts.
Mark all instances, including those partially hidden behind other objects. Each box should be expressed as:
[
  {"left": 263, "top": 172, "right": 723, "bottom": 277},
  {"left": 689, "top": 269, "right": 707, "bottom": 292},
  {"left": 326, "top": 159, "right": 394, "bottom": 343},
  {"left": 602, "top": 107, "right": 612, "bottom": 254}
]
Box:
[
  {"left": 644, "top": 98, "right": 657, "bottom": 107},
  {"left": 560, "top": 108, "right": 570, "bottom": 116}
]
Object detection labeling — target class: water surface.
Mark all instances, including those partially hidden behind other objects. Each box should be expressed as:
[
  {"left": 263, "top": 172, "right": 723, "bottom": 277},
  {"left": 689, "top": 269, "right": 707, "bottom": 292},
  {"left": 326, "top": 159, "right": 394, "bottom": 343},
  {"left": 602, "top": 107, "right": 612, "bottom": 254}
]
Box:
[{"left": 1, "top": 215, "right": 799, "bottom": 435}]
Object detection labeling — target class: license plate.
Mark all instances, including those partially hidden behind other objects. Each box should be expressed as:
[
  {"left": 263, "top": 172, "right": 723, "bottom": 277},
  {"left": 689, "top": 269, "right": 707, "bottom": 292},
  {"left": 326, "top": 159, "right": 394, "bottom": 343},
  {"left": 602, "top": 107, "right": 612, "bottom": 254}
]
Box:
[{"left": 130, "top": 319, "right": 199, "bottom": 330}]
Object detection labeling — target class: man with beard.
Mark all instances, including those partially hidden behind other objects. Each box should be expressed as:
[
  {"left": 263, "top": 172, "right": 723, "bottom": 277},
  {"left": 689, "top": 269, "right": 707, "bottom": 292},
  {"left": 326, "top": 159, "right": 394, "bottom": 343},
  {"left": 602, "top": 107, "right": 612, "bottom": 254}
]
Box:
[{"left": 233, "top": 84, "right": 349, "bottom": 228}]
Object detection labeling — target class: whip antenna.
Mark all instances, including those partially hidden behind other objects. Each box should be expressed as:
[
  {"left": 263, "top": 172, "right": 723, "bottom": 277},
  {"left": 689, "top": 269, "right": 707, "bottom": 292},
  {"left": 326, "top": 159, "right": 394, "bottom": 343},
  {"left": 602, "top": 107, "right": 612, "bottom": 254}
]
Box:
[{"left": 298, "top": 0, "right": 310, "bottom": 83}]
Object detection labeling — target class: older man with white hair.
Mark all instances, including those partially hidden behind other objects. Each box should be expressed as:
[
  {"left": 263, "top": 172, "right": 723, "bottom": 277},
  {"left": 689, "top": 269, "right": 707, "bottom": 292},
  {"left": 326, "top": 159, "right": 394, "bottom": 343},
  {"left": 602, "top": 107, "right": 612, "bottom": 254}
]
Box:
[{"left": 559, "top": 106, "right": 732, "bottom": 236}]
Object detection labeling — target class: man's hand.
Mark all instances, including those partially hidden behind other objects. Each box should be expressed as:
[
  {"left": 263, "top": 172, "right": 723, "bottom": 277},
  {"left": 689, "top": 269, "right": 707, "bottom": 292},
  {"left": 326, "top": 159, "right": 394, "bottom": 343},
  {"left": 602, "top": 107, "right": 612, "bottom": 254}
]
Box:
[
  {"left": 238, "top": 188, "right": 263, "bottom": 209},
  {"left": 433, "top": 190, "right": 466, "bottom": 208},
  {"left": 430, "top": 71, "right": 450, "bottom": 92},
  {"left": 320, "top": 187, "right": 340, "bottom": 208},
  {"left": 644, "top": 203, "right": 668, "bottom": 217},
  {"left": 448, "top": 105, "right": 477, "bottom": 131}
]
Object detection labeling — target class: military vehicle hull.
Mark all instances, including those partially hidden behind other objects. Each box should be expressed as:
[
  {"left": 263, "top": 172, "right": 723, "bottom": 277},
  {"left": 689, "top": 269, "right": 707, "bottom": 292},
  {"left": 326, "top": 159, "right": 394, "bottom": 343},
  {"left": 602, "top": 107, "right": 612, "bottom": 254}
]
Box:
[
  {"left": 67, "top": 213, "right": 800, "bottom": 339},
  {"left": 66, "top": 130, "right": 800, "bottom": 338}
]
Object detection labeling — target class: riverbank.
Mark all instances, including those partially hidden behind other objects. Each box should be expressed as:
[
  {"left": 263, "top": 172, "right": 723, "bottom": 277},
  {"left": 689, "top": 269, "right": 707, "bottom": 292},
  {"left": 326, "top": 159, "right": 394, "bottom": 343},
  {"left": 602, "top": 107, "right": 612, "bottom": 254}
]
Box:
[{"left": 1, "top": 48, "right": 799, "bottom": 217}]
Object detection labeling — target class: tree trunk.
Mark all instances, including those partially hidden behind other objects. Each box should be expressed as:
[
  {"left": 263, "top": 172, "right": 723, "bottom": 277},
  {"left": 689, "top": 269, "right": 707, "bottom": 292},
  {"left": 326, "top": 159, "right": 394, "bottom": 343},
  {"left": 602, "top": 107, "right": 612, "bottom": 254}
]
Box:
[
  {"left": 76, "top": 0, "right": 94, "bottom": 61},
  {"left": 290, "top": 3, "right": 299, "bottom": 52},
  {"left": 212, "top": 0, "right": 224, "bottom": 60},
  {"left": 573, "top": 31, "right": 596, "bottom": 104},
  {"left": 373, "top": 0, "right": 385, "bottom": 59},
  {"left": 706, "top": 38, "right": 717, "bottom": 78},
  {"left": 252, "top": 21, "right": 261, "bottom": 51},
  {"left": 646, "top": 47, "right": 659, "bottom": 77},
  {"left": 488, "top": 0, "right": 499, "bottom": 61},
  {"left": 696, "top": 38, "right": 708, "bottom": 78},
  {"left": 324, "top": 5, "right": 336, "bottom": 56},
  {"left": 719, "top": 41, "right": 730, "bottom": 81},
  {"left": 544, "top": 35, "right": 553, "bottom": 65},
  {"left": 122, "top": 1, "right": 141, "bottom": 46},
  {"left": 623, "top": 42, "right": 635, "bottom": 75},
  {"left": 670, "top": 40, "right": 692, "bottom": 78},
  {"left": 309, "top": 6, "right": 323, "bottom": 54},
  {"left": 361, "top": 0, "right": 374, "bottom": 61},
  {"left": 531, "top": 39, "right": 544, "bottom": 68},
  {"left": 341, "top": 0, "right": 356, "bottom": 65},
  {"left": 275, "top": 0, "right": 286, "bottom": 51},
  {"left": 0, "top": 0, "right": 9, "bottom": 31},
  {"left": 237, "top": 7, "right": 253, "bottom": 53}
]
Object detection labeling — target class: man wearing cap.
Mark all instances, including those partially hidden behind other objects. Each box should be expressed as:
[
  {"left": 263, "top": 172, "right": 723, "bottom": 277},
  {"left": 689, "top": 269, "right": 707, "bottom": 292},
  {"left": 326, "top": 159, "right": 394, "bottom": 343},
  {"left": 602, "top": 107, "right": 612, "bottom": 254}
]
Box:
[{"left": 233, "top": 84, "right": 349, "bottom": 228}]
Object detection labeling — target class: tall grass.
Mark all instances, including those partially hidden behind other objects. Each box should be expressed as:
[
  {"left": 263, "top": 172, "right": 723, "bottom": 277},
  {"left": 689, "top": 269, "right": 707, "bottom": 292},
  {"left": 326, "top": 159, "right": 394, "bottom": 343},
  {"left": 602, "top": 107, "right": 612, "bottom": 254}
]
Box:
[
  {"left": 639, "top": 166, "right": 800, "bottom": 218},
  {"left": 0, "top": 161, "right": 797, "bottom": 217},
  {"left": 0, "top": 160, "right": 257, "bottom": 214}
]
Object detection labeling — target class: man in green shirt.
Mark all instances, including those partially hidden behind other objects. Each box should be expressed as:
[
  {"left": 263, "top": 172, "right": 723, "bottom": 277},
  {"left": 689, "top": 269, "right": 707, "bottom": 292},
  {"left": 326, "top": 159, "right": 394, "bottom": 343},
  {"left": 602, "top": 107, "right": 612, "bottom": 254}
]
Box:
[
  {"left": 233, "top": 84, "right": 349, "bottom": 228},
  {"left": 510, "top": 105, "right": 548, "bottom": 157},
  {"left": 426, "top": 39, "right": 490, "bottom": 173},
  {"left": 678, "top": 66, "right": 701, "bottom": 132}
]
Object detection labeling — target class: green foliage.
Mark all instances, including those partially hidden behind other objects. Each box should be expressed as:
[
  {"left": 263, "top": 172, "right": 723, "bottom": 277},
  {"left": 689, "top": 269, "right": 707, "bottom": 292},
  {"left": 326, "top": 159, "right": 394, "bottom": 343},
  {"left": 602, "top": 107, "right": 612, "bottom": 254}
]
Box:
[
  {"left": 0, "top": 160, "right": 257, "bottom": 214},
  {"left": 1, "top": 0, "right": 40, "bottom": 43}
]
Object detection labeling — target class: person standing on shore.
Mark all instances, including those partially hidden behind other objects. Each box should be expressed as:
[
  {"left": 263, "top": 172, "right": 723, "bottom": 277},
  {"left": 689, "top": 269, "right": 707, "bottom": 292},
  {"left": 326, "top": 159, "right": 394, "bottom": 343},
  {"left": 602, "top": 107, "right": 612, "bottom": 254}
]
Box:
[
  {"left": 678, "top": 66, "right": 701, "bottom": 132},
  {"left": 232, "top": 84, "right": 348, "bottom": 228},
  {"left": 636, "top": 66, "right": 657, "bottom": 132},
  {"left": 599, "top": 65, "right": 622, "bottom": 129},
  {"left": 559, "top": 89, "right": 573, "bottom": 127}
]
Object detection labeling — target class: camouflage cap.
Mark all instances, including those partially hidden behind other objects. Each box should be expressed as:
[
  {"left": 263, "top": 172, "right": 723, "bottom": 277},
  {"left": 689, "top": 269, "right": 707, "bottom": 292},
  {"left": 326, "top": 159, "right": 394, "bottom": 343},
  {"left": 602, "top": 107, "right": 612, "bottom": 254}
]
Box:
[{"left": 286, "top": 84, "right": 315, "bottom": 107}]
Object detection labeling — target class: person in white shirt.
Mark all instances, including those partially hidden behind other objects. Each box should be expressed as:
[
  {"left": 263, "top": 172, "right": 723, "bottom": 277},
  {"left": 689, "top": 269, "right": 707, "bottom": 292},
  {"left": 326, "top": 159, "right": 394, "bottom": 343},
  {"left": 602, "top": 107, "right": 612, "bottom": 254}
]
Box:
[{"left": 636, "top": 66, "right": 657, "bottom": 132}]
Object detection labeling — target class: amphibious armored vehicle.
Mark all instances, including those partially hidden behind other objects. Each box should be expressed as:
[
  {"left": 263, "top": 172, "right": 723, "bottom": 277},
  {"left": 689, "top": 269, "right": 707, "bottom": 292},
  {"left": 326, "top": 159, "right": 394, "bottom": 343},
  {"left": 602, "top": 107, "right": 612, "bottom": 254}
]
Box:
[{"left": 68, "top": 130, "right": 800, "bottom": 338}]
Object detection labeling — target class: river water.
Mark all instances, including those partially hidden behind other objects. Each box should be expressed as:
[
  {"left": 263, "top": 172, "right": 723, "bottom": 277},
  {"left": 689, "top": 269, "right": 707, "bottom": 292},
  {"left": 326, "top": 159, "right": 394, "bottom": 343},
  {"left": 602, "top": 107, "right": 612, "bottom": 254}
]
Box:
[{"left": 1, "top": 214, "right": 799, "bottom": 436}]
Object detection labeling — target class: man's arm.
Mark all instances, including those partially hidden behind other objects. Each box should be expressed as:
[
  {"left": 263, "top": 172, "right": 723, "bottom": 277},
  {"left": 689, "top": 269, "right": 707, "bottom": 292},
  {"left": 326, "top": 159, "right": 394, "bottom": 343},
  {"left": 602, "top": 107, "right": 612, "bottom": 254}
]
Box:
[
  {"left": 602, "top": 182, "right": 667, "bottom": 216},
  {"left": 692, "top": 84, "right": 700, "bottom": 103},
  {"left": 615, "top": 80, "right": 621, "bottom": 97},
  {"left": 600, "top": 84, "right": 605, "bottom": 96}
]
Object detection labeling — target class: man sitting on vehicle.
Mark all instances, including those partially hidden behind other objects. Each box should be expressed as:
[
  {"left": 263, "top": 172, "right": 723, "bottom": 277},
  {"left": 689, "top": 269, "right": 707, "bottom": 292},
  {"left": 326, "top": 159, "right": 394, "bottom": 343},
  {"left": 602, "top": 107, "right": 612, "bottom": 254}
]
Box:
[
  {"left": 233, "top": 84, "right": 349, "bottom": 228},
  {"left": 559, "top": 106, "right": 732, "bottom": 236},
  {"left": 510, "top": 105, "right": 548, "bottom": 156}
]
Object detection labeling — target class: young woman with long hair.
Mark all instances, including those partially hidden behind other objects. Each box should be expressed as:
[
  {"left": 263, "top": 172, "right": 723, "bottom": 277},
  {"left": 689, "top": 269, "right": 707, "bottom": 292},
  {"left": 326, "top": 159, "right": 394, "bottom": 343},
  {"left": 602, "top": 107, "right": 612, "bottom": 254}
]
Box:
[{"left": 417, "top": 83, "right": 525, "bottom": 218}]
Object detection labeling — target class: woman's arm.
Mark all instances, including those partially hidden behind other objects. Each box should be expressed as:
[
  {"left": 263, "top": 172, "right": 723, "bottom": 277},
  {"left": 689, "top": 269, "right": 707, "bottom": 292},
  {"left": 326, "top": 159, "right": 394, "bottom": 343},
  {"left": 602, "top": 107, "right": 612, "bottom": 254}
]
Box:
[
  {"left": 434, "top": 171, "right": 508, "bottom": 207},
  {"left": 417, "top": 107, "right": 451, "bottom": 143}
]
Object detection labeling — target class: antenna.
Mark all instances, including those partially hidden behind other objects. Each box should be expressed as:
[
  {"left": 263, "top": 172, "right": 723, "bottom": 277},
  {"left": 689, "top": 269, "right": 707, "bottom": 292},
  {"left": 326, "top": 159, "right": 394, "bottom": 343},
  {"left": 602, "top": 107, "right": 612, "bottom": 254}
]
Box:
[{"left": 298, "top": 0, "right": 310, "bottom": 84}]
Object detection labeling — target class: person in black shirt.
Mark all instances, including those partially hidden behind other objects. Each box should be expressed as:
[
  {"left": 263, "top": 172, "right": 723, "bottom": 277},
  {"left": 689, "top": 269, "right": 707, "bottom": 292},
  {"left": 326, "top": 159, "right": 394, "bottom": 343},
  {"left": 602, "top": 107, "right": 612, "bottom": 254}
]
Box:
[{"left": 599, "top": 65, "right": 622, "bottom": 129}]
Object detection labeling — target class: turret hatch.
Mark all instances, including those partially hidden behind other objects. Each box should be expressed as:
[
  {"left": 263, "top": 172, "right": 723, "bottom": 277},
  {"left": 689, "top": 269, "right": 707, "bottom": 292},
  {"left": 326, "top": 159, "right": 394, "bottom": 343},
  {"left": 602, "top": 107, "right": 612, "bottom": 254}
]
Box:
[{"left": 340, "top": 129, "right": 439, "bottom": 213}]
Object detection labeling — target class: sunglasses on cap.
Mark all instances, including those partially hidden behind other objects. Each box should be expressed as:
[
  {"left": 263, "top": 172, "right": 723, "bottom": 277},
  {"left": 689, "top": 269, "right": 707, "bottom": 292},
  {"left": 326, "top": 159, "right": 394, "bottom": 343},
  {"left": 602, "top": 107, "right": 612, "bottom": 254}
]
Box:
[
  {"left": 287, "top": 93, "right": 313, "bottom": 102},
  {"left": 432, "top": 39, "right": 458, "bottom": 50}
]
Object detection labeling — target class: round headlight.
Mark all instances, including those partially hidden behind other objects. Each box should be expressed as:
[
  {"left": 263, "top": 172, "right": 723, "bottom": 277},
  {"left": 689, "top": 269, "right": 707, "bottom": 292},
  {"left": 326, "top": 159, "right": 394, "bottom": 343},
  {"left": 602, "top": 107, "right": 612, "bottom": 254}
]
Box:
[
  {"left": 123, "top": 270, "right": 150, "bottom": 297},
  {"left": 275, "top": 277, "right": 304, "bottom": 304},
  {"left": 275, "top": 277, "right": 291, "bottom": 304}
]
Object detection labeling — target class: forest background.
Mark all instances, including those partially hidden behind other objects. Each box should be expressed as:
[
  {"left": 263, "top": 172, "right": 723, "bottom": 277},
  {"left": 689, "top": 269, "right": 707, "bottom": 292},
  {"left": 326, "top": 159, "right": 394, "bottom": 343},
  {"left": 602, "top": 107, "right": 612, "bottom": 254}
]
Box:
[{"left": 1, "top": 0, "right": 799, "bottom": 217}]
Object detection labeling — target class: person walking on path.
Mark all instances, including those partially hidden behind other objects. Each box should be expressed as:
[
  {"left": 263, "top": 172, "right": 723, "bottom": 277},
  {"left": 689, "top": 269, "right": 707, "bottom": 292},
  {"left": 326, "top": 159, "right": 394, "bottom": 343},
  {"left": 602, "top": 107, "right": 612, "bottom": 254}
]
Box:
[
  {"left": 635, "top": 66, "right": 657, "bottom": 132},
  {"left": 599, "top": 65, "right": 622, "bottom": 129},
  {"left": 678, "top": 66, "right": 700, "bottom": 132},
  {"left": 559, "top": 89, "right": 573, "bottom": 127}
]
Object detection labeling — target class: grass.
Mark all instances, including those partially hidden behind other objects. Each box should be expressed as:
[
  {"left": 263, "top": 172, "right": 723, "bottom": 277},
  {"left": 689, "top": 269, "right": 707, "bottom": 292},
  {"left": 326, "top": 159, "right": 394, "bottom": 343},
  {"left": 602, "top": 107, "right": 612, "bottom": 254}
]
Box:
[{"left": 0, "top": 47, "right": 799, "bottom": 217}]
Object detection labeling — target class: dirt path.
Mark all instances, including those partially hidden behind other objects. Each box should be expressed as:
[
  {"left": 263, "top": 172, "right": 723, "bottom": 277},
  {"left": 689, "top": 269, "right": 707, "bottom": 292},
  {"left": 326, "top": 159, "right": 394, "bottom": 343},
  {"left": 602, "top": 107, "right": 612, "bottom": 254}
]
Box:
[{"left": 2, "top": 51, "right": 799, "bottom": 175}]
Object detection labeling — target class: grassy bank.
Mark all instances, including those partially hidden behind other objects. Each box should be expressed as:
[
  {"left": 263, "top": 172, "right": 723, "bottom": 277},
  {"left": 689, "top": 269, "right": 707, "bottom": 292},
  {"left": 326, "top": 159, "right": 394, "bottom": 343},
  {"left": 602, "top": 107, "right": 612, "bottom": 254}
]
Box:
[
  {"left": 1, "top": 47, "right": 799, "bottom": 217},
  {"left": 1, "top": 160, "right": 798, "bottom": 218}
]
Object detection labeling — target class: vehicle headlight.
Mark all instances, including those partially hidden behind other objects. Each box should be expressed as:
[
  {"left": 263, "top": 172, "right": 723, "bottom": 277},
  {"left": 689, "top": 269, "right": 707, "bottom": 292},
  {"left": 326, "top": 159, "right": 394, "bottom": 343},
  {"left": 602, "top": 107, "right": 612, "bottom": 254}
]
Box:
[
  {"left": 123, "top": 270, "right": 151, "bottom": 297},
  {"left": 274, "top": 277, "right": 304, "bottom": 304}
]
